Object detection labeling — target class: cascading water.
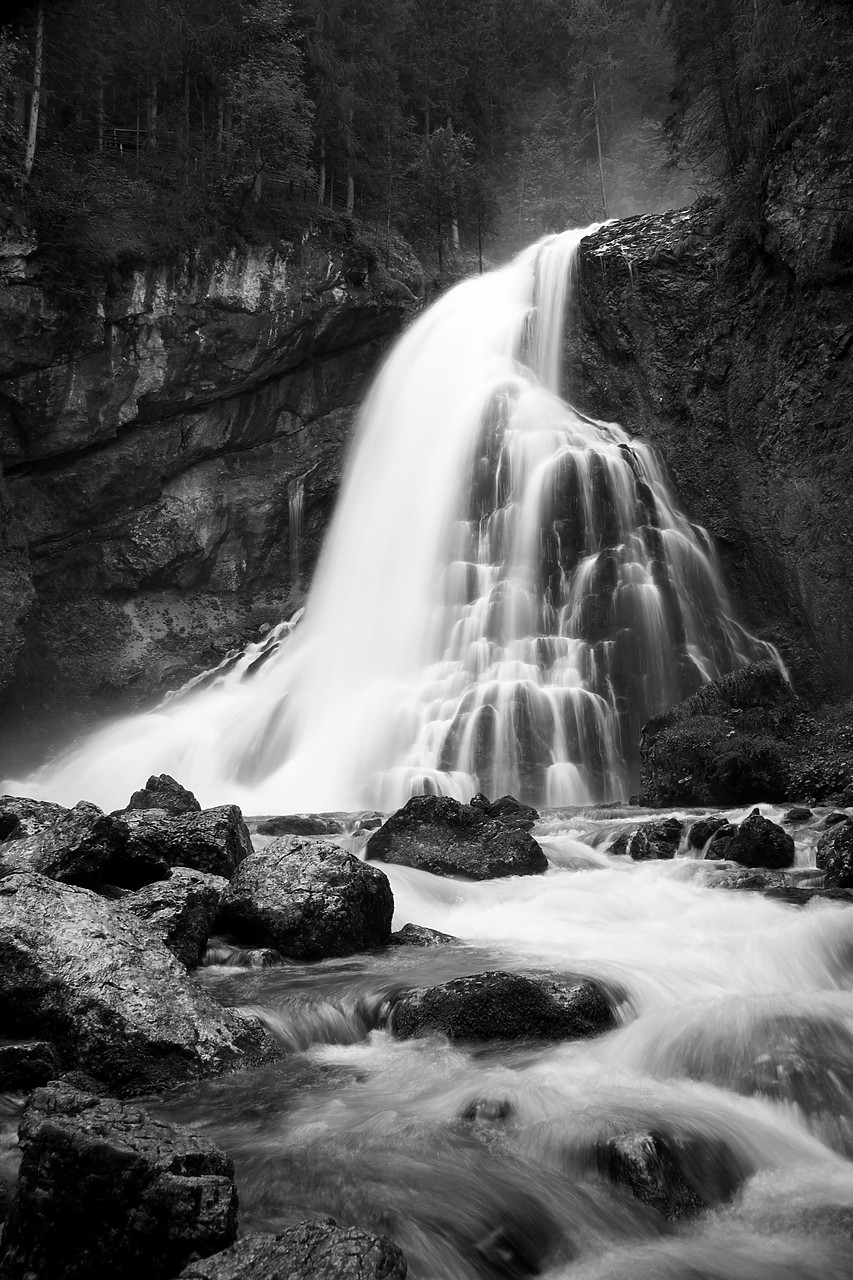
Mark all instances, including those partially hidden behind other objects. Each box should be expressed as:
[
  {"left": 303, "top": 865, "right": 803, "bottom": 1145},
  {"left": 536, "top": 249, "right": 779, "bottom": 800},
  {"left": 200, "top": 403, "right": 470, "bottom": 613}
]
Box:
[{"left": 10, "top": 227, "right": 776, "bottom": 813}]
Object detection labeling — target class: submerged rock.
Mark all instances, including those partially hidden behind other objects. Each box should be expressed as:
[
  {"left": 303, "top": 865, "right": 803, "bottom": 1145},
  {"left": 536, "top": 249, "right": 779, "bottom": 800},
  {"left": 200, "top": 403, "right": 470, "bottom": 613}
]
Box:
[
  {"left": 126, "top": 773, "right": 202, "bottom": 815},
  {"left": 0, "top": 872, "right": 273, "bottom": 1094},
  {"left": 816, "top": 819, "right": 853, "bottom": 888},
  {"left": 589, "top": 1128, "right": 750, "bottom": 1219},
  {"left": 120, "top": 804, "right": 254, "bottom": 879},
  {"left": 387, "top": 923, "right": 457, "bottom": 947},
  {"left": 0, "top": 800, "right": 170, "bottom": 889},
  {"left": 609, "top": 817, "right": 683, "bottom": 860},
  {"left": 215, "top": 837, "right": 394, "bottom": 960},
  {"left": 365, "top": 794, "right": 547, "bottom": 879},
  {"left": 178, "top": 1220, "right": 408, "bottom": 1280},
  {"left": 708, "top": 809, "right": 795, "bottom": 870},
  {"left": 784, "top": 806, "right": 813, "bottom": 824},
  {"left": 122, "top": 867, "right": 228, "bottom": 968},
  {"left": 386, "top": 970, "right": 614, "bottom": 1043},
  {"left": 0, "top": 1083, "right": 237, "bottom": 1280}
]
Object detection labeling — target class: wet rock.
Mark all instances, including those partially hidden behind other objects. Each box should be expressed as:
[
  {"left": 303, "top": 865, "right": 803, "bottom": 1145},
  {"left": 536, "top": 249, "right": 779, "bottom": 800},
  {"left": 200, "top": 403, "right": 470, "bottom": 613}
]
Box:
[
  {"left": 458, "top": 1096, "right": 514, "bottom": 1123},
  {"left": 0, "top": 795, "right": 68, "bottom": 841},
  {"left": 386, "top": 971, "right": 615, "bottom": 1043},
  {"left": 215, "top": 837, "right": 394, "bottom": 960},
  {"left": 704, "top": 867, "right": 790, "bottom": 893},
  {"left": 0, "top": 1039, "right": 60, "bottom": 1090},
  {"left": 784, "top": 806, "right": 813, "bottom": 824},
  {"left": 688, "top": 815, "right": 734, "bottom": 852},
  {"left": 388, "top": 923, "right": 457, "bottom": 947},
  {"left": 0, "top": 872, "right": 274, "bottom": 1095},
  {"left": 0, "top": 1083, "right": 237, "bottom": 1280},
  {"left": 365, "top": 794, "right": 547, "bottom": 880},
  {"left": 763, "top": 885, "right": 853, "bottom": 907},
  {"left": 715, "top": 809, "right": 795, "bottom": 870},
  {"left": 122, "top": 868, "right": 228, "bottom": 968},
  {"left": 591, "top": 1128, "right": 748, "bottom": 1219},
  {"left": 121, "top": 804, "right": 254, "bottom": 879},
  {"left": 0, "top": 801, "right": 170, "bottom": 889},
  {"left": 178, "top": 1220, "right": 408, "bottom": 1280},
  {"left": 609, "top": 817, "right": 683, "bottom": 860},
  {"left": 816, "top": 819, "right": 853, "bottom": 888},
  {"left": 202, "top": 939, "right": 285, "bottom": 968},
  {"left": 255, "top": 814, "right": 346, "bottom": 837},
  {"left": 822, "top": 811, "right": 849, "bottom": 830},
  {"left": 469, "top": 793, "right": 539, "bottom": 829},
  {"left": 126, "top": 773, "right": 202, "bottom": 815}
]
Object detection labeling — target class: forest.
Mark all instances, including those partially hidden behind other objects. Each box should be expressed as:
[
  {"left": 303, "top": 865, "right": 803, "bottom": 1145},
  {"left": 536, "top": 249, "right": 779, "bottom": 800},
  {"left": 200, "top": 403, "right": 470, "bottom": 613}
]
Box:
[{"left": 0, "top": 0, "right": 850, "bottom": 289}]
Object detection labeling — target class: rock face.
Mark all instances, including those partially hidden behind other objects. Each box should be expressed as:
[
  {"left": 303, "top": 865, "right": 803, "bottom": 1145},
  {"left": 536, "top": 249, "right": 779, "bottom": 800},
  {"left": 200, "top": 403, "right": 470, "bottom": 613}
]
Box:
[
  {"left": 0, "top": 794, "right": 68, "bottom": 839},
  {"left": 572, "top": 174, "right": 853, "bottom": 702},
  {"left": 0, "top": 872, "right": 273, "bottom": 1094},
  {"left": 816, "top": 820, "right": 853, "bottom": 888},
  {"left": 0, "top": 799, "right": 170, "bottom": 888},
  {"left": 386, "top": 971, "right": 615, "bottom": 1043},
  {"left": 0, "top": 1084, "right": 237, "bottom": 1280},
  {"left": 216, "top": 836, "right": 394, "bottom": 959},
  {"left": 0, "top": 220, "right": 422, "bottom": 770},
  {"left": 179, "top": 1221, "right": 408, "bottom": 1280},
  {"left": 122, "top": 867, "right": 228, "bottom": 968},
  {"left": 365, "top": 794, "right": 548, "bottom": 879},
  {"left": 121, "top": 803, "right": 254, "bottom": 878}
]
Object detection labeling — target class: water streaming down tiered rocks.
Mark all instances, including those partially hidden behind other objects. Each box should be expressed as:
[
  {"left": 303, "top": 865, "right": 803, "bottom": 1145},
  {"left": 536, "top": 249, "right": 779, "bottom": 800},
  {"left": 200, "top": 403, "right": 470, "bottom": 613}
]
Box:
[{"left": 10, "top": 228, "right": 775, "bottom": 814}]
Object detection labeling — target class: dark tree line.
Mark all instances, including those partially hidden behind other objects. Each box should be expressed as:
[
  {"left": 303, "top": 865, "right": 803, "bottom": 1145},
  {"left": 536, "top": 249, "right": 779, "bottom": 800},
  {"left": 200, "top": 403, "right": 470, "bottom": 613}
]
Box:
[{"left": 0, "top": 0, "right": 848, "bottom": 286}]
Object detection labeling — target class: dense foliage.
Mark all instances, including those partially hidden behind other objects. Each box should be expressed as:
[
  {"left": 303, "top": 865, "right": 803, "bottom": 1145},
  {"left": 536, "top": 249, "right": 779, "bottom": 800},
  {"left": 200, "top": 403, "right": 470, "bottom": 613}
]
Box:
[{"left": 0, "top": 0, "right": 849, "bottom": 285}]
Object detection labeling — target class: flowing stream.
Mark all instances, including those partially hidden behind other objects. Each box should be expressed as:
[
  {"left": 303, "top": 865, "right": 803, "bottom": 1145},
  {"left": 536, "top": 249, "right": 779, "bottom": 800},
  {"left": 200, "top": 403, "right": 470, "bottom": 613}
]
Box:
[
  {"left": 10, "top": 227, "right": 776, "bottom": 814},
  {"left": 146, "top": 806, "right": 853, "bottom": 1280}
]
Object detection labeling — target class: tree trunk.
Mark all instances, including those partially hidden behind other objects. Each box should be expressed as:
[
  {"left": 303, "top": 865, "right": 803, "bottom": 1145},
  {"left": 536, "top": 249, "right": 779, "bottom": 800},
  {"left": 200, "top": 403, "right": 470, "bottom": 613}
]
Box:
[
  {"left": 592, "top": 71, "right": 607, "bottom": 218},
  {"left": 23, "top": 3, "right": 44, "bottom": 183},
  {"left": 214, "top": 91, "right": 223, "bottom": 159},
  {"left": 96, "top": 81, "right": 105, "bottom": 152},
  {"left": 317, "top": 133, "right": 326, "bottom": 204},
  {"left": 146, "top": 77, "right": 158, "bottom": 152},
  {"left": 346, "top": 169, "right": 355, "bottom": 215}
]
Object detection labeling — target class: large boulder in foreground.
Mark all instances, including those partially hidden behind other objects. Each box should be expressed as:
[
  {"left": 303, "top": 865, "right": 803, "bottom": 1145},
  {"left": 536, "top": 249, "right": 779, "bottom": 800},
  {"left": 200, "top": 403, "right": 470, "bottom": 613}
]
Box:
[
  {"left": 816, "top": 819, "right": 853, "bottom": 888},
  {"left": 365, "top": 794, "right": 547, "bottom": 879},
  {"left": 639, "top": 662, "right": 795, "bottom": 806},
  {"left": 0, "top": 873, "right": 273, "bottom": 1094},
  {"left": 216, "top": 837, "right": 394, "bottom": 960},
  {"left": 120, "top": 805, "right": 254, "bottom": 879},
  {"left": 0, "top": 800, "right": 170, "bottom": 889},
  {"left": 706, "top": 808, "right": 795, "bottom": 870},
  {"left": 386, "top": 971, "right": 615, "bottom": 1043},
  {"left": 0, "top": 1084, "right": 237, "bottom": 1280},
  {"left": 122, "top": 868, "right": 228, "bottom": 968},
  {"left": 179, "top": 1221, "right": 408, "bottom": 1280}
]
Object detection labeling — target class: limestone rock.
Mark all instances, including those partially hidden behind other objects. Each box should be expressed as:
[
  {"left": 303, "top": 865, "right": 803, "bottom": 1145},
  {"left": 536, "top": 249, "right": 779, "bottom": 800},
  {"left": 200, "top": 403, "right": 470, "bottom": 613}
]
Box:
[
  {"left": 215, "top": 837, "right": 394, "bottom": 960},
  {"left": 365, "top": 794, "right": 547, "bottom": 880},
  {"left": 0, "top": 800, "right": 170, "bottom": 888},
  {"left": 126, "top": 773, "right": 202, "bottom": 814},
  {"left": 0, "top": 1083, "right": 237, "bottom": 1280},
  {"left": 121, "top": 804, "right": 254, "bottom": 878},
  {"left": 816, "top": 819, "right": 853, "bottom": 889},
  {"left": 178, "top": 1220, "right": 408, "bottom": 1280},
  {"left": 0, "top": 872, "right": 274, "bottom": 1094},
  {"left": 122, "top": 867, "right": 228, "bottom": 968},
  {"left": 386, "top": 971, "right": 614, "bottom": 1043}
]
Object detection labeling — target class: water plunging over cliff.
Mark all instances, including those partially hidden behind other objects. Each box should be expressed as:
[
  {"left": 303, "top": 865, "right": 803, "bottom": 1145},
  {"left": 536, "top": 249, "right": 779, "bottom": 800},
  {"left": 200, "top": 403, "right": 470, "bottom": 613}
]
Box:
[{"left": 15, "top": 228, "right": 775, "bottom": 812}]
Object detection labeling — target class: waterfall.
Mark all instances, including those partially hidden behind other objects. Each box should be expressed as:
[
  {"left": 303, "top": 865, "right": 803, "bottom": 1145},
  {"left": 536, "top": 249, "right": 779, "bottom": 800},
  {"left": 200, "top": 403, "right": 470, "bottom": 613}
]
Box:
[{"left": 12, "top": 227, "right": 776, "bottom": 813}]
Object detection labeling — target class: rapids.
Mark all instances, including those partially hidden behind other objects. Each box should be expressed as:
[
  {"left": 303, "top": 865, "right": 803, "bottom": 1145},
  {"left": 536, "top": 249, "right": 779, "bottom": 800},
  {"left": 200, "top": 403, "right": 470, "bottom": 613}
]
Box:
[
  {"left": 8, "top": 226, "right": 777, "bottom": 814},
  {"left": 134, "top": 805, "right": 853, "bottom": 1279}
]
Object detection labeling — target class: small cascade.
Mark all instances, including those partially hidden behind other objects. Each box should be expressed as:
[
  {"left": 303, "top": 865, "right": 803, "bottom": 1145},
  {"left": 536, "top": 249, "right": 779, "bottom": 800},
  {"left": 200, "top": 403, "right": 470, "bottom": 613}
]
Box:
[
  {"left": 288, "top": 469, "right": 313, "bottom": 590},
  {"left": 13, "top": 226, "right": 777, "bottom": 813}
]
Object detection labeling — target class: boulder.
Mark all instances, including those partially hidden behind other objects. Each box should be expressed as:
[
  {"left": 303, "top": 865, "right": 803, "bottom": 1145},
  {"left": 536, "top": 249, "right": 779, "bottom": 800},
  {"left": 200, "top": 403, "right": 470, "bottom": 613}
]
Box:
[
  {"left": 687, "top": 815, "right": 734, "bottom": 851},
  {"left": 365, "top": 795, "right": 547, "bottom": 880},
  {"left": 178, "top": 1220, "right": 408, "bottom": 1280},
  {"left": 122, "top": 868, "right": 228, "bottom": 968},
  {"left": 126, "top": 773, "right": 202, "bottom": 815},
  {"left": 121, "top": 805, "right": 254, "bottom": 879},
  {"left": 0, "top": 872, "right": 274, "bottom": 1095},
  {"left": 0, "top": 1039, "right": 60, "bottom": 1090},
  {"left": 469, "top": 793, "right": 539, "bottom": 828},
  {"left": 255, "top": 814, "right": 346, "bottom": 837},
  {"left": 784, "top": 806, "right": 813, "bottom": 823},
  {"left": 386, "top": 971, "right": 614, "bottom": 1043},
  {"left": 215, "top": 837, "right": 394, "bottom": 960},
  {"left": 0, "top": 1084, "right": 237, "bottom": 1280},
  {"left": 822, "top": 811, "right": 849, "bottom": 830},
  {"left": 609, "top": 817, "right": 683, "bottom": 860},
  {"left": 0, "top": 796, "right": 68, "bottom": 841},
  {"left": 387, "top": 923, "right": 457, "bottom": 947},
  {"left": 816, "top": 819, "right": 853, "bottom": 889},
  {"left": 704, "top": 867, "right": 790, "bottom": 893},
  {"left": 710, "top": 809, "right": 795, "bottom": 870},
  {"left": 590, "top": 1128, "right": 749, "bottom": 1219},
  {"left": 0, "top": 801, "right": 170, "bottom": 889}
]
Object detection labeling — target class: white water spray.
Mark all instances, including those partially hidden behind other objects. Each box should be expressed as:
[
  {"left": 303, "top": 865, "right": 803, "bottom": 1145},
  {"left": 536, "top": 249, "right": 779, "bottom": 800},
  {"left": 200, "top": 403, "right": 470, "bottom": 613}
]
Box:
[{"left": 12, "top": 228, "right": 775, "bottom": 812}]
